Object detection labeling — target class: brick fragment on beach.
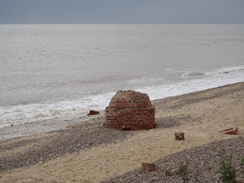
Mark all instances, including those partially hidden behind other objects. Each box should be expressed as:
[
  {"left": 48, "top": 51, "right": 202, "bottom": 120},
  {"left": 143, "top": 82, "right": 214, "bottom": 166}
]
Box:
[
  {"left": 219, "top": 127, "right": 238, "bottom": 135},
  {"left": 174, "top": 132, "right": 185, "bottom": 140},
  {"left": 179, "top": 164, "right": 188, "bottom": 171},
  {"left": 165, "top": 167, "right": 180, "bottom": 176},
  {"left": 87, "top": 110, "right": 100, "bottom": 115},
  {"left": 141, "top": 163, "right": 157, "bottom": 173}
]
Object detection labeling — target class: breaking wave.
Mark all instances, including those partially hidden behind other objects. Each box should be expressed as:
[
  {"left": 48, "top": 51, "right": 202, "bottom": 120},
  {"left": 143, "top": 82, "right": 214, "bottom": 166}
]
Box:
[{"left": 0, "top": 65, "right": 243, "bottom": 128}]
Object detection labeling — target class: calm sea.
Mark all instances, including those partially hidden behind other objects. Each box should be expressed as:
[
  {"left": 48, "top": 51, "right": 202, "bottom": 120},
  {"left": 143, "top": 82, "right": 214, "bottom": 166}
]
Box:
[{"left": 0, "top": 24, "right": 244, "bottom": 128}]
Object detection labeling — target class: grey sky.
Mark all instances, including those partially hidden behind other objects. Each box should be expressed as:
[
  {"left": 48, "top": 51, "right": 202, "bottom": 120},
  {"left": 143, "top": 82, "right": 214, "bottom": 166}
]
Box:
[{"left": 0, "top": 0, "right": 244, "bottom": 24}]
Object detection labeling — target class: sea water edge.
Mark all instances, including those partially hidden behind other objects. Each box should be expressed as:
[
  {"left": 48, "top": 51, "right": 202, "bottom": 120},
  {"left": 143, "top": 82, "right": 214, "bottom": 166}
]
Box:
[{"left": 0, "top": 24, "right": 244, "bottom": 128}]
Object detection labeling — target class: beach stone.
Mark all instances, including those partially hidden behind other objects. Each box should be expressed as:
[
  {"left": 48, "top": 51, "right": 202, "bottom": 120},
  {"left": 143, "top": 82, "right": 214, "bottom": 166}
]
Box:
[
  {"left": 179, "top": 164, "right": 188, "bottom": 171},
  {"left": 104, "top": 90, "right": 156, "bottom": 130},
  {"left": 175, "top": 132, "right": 185, "bottom": 140},
  {"left": 87, "top": 110, "right": 100, "bottom": 115},
  {"left": 149, "top": 176, "right": 160, "bottom": 182},
  {"left": 141, "top": 163, "right": 157, "bottom": 173},
  {"left": 165, "top": 167, "right": 180, "bottom": 176}
]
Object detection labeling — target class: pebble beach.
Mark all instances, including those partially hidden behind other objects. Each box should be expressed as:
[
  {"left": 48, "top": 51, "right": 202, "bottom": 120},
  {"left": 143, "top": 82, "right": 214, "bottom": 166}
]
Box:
[{"left": 0, "top": 82, "right": 244, "bottom": 183}]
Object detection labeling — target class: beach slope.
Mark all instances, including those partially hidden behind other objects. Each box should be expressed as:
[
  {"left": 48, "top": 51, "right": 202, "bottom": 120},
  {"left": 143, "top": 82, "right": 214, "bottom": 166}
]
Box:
[{"left": 0, "top": 82, "right": 243, "bottom": 183}]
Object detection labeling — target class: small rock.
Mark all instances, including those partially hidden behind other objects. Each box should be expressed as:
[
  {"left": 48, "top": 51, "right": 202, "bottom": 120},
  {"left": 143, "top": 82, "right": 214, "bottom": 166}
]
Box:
[
  {"left": 149, "top": 176, "right": 160, "bottom": 182},
  {"left": 141, "top": 163, "right": 157, "bottom": 173},
  {"left": 87, "top": 110, "right": 100, "bottom": 115},
  {"left": 175, "top": 132, "right": 185, "bottom": 140},
  {"left": 179, "top": 164, "right": 188, "bottom": 171},
  {"left": 165, "top": 167, "right": 180, "bottom": 176}
]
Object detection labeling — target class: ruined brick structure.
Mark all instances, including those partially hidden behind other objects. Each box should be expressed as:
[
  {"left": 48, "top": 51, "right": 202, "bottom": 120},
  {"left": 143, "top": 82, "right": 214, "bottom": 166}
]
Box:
[{"left": 104, "top": 90, "right": 156, "bottom": 130}]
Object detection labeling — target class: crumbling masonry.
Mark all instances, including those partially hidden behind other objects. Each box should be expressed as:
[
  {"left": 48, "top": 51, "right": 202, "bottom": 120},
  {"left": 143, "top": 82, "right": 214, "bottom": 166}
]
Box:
[{"left": 104, "top": 90, "right": 156, "bottom": 130}]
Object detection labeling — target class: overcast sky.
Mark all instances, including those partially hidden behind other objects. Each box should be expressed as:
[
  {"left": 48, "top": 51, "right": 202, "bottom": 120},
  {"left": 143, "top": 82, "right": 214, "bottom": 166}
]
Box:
[{"left": 0, "top": 0, "right": 244, "bottom": 24}]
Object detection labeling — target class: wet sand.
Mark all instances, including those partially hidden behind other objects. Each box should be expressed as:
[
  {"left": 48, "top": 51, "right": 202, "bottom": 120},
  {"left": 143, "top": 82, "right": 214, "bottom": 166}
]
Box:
[{"left": 0, "top": 82, "right": 243, "bottom": 183}]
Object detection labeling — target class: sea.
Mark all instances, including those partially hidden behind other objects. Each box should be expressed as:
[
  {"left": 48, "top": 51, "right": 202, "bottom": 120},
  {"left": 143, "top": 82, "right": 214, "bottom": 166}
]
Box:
[{"left": 0, "top": 24, "right": 244, "bottom": 128}]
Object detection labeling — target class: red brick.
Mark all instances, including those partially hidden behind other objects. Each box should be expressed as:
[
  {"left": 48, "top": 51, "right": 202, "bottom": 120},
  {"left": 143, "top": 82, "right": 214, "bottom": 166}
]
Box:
[{"left": 104, "top": 90, "right": 156, "bottom": 130}]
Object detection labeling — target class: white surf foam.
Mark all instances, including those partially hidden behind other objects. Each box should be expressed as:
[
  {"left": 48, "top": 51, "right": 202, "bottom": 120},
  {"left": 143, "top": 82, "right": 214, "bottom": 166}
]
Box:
[
  {"left": 139, "top": 65, "right": 244, "bottom": 100},
  {"left": 0, "top": 91, "right": 114, "bottom": 128},
  {"left": 0, "top": 65, "right": 243, "bottom": 128}
]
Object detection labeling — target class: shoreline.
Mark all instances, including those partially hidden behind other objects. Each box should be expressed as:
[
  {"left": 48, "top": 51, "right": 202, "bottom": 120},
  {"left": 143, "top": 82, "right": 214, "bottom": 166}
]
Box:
[
  {"left": 0, "top": 112, "right": 103, "bottom": 142},
  {"left": 0, "top": 82, "right": 243, "bottom": 142},
  {"left": 0, "top": 82, "right": 243, "bottom": 183}
]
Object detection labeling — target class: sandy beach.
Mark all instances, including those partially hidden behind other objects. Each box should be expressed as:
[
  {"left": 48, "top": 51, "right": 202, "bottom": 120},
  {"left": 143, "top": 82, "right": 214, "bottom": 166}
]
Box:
[{"left": 0, "top": 82, "right": 243, "bottom": 183}]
